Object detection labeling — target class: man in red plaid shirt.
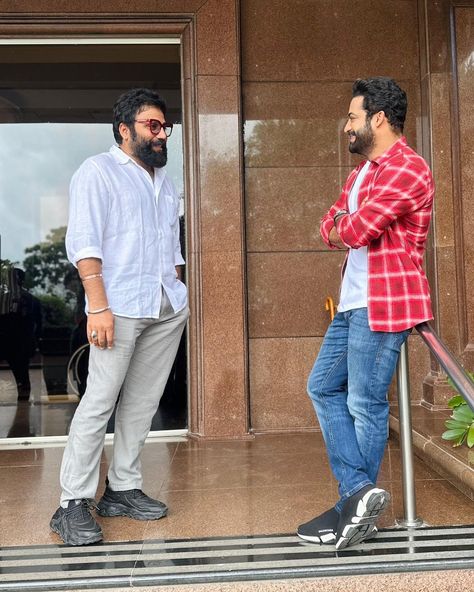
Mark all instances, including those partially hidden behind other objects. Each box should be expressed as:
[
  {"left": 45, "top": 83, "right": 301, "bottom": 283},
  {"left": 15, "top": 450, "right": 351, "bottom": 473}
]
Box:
[{"left": 297, "top": 78, "right": 434, "bottom": 549}]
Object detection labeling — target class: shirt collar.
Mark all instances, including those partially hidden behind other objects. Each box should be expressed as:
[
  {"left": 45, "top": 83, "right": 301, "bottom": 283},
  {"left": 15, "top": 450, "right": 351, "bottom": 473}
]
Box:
[
  {"left": 110, "top": 144, "right": 131, "bottom": 164},
  {"left": 371, "top": 136, "right": 407, "bottom": 167},
  {"left": 109, "top": 145, "right": 167, "bottom": 182}
]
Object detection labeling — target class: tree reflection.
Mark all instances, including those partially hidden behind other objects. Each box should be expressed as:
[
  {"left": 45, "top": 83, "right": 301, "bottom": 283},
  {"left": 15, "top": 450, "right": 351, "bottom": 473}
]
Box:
[
  {"left": 23, "top": 227, "right": 76, "bottom": 299},
  {"left": 19, "top": 225, "right": 79, "bottom": 329}
]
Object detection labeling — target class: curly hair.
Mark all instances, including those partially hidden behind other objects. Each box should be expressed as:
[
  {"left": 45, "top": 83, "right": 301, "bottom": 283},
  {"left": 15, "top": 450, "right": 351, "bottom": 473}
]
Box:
[
  {"left": 352, "top": 77, "right": 407, "bottom": 133},
  {"left": 112, "top": 88, "right": 167, "bottom": 144}
]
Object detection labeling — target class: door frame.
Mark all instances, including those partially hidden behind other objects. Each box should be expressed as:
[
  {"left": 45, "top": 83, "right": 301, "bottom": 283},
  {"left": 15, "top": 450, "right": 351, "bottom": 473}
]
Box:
[{"left": 0, "top": 7, "right": 251, "bottom": 441}]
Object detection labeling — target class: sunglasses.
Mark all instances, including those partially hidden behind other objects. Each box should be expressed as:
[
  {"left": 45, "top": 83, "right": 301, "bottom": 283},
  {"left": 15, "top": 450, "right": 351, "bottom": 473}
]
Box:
[{"left": 134, "top": 119, "right": 173, "bottom": 137}]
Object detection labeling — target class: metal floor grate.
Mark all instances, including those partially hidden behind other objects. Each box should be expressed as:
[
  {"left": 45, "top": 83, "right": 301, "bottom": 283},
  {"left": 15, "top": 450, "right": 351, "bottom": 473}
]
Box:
[{"left": 1, "top": 525, "right": 474, "bottom": 591}]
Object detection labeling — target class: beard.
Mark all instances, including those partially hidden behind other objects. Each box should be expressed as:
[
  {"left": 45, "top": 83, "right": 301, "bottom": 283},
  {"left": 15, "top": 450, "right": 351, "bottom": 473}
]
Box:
[
  {"left": 131, "top": 133, "right": 168, "bottom": 168},
  {"left": 348, "top": 120, "right": 374, "bottom": 156}
]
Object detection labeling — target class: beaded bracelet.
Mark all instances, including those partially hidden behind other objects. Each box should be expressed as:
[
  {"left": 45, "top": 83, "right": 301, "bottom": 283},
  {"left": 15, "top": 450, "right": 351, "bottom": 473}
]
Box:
[
  {"left": 88, "top": 306, "right": 111, "bottom": 315},
  {"left": 80, "top": 273, "right": 103, "bottom": 282}
]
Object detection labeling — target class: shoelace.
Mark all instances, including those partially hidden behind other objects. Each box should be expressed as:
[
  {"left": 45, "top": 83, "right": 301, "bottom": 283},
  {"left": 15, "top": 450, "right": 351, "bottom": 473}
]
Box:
[
  {"left": 66, "top": 498, "right": 98, "bottom": 517},
  {"left": 85, "top": 498, "right": 99, "bottom": 510}
]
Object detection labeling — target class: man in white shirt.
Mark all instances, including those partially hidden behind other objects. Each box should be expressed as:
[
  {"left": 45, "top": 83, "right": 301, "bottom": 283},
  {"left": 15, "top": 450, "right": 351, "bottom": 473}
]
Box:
[{"left": 50, "top": 88, "right": 189, "bottom": 546}]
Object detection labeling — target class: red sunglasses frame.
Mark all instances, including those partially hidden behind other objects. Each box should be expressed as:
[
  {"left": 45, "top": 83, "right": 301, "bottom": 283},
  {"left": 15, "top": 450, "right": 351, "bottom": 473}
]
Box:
[{"left": 134, "top": 119, "right": 173, "bottom": 137}]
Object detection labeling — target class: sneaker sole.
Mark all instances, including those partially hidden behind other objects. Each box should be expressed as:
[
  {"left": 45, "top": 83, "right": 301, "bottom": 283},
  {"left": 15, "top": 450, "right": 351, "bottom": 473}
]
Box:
[
  {"left": 96, "top": 501, "right": 168, "bottom": 521},
  {"left": 339, "top": 523, "right": 378, "bottom": 547},
  {"left": 336, "top": 490, "right": 389, "bottom": 550},
  {"left": 49, "top": 518, "right": 103, "bottom": 546},
  {"left": 298, "top": 524, "right": 377, "bottom": 546}
]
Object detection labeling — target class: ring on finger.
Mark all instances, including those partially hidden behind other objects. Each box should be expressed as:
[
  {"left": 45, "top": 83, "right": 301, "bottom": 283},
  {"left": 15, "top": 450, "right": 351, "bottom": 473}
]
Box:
[{"left": 91, "top": 330, "right": 98, "bottom": 340}]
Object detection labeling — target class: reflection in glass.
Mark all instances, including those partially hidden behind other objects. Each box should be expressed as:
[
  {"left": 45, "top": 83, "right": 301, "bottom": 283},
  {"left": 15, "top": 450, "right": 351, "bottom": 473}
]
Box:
[
  {"left": 0, "top": 266, "right": 41, "bottom": 399},
  {"left": 0, "top": 124, "right": 111, "bottom": 437},
  {"left": 0, "top": 122, "right": 185, "bottom": 438},
  {"left": 0, "top": 41, "right": 185, "bottom": 438}
]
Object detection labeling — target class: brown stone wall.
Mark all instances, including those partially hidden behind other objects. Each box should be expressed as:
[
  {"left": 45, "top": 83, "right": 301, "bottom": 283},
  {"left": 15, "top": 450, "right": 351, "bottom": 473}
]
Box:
[
  {"left": 241, "top": 0, "right": 430, "bottom": 430},
  {"left": 2, "top": 0, "right": 470, "bottom": 435},
  {"left": 455, "top": 6, "right": 474, "bottom": 363}
]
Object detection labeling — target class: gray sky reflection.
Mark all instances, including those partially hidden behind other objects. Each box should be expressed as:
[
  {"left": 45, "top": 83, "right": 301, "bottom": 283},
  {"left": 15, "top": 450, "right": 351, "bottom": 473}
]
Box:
[{"left": 0, "top": 122, "right": 183, "bottom": 264}]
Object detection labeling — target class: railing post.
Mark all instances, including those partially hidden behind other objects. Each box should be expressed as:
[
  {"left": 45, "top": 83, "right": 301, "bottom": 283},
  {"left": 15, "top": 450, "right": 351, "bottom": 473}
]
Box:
[{"left": 395, "top": 341, "right": 424, "bottom": 528}]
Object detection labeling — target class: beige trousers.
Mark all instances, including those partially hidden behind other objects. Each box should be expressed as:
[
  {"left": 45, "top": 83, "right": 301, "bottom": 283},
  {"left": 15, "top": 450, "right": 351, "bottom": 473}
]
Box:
[{"left": 59, "top": 291, "right": 188, "bottom": 504}]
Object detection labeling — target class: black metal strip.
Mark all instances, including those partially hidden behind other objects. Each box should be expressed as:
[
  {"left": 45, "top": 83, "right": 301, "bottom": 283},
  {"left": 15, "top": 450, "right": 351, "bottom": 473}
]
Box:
[
  {"left": 3, "top": 523, "right": 474, "bottom": 552},
  {"left": 3, "top": 539, "right": 474, "bottom": 575},
  {"left": 1, "top": 527, "right": 474, "bottom": 592},
  {"left": 1, "top": 557, "right": 474, "bottom": 592},
  {"left": 3, "top": 527, "right": 474, "bottom": 561}
]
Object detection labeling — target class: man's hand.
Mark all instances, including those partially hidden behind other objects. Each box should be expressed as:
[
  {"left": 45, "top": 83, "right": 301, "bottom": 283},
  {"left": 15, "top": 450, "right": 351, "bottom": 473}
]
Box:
[
  {"left": 87, "top": 309, "right": 114, "bottom": 349},
  {"left": 77, "top": 258, "right": 114, "bottom": 349},
  {"left": 329, "top": 226, "right": 347, "bottom": 249}
]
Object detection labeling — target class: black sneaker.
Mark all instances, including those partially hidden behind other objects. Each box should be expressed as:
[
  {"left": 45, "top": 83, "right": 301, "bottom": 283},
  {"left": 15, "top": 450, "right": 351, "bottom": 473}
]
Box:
[
  {"left": 297, "top": 507, "right": 378, "bottom": 545},
  {"left": 50, "top": 499, "right": 103, "bottom": 546},
  {"left": 335, "top": 485, "right": 390, "bottom": 550},
  {"left": 297, "top": 507, "right": 339, "bottom": 544},
  {"left": 97, "top": 485, "right": 168, "bottom": 520}
]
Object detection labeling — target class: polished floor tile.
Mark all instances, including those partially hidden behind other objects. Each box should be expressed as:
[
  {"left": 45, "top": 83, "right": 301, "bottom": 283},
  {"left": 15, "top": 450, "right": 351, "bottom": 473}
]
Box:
[
  {"left": 162, "top": 449, "right": 332, "bottom": 492},
  {"left": 175, "top": 432, "right": 328, "bottom": 457},
  {"left": 0, "top": 446, "right": 64, "bottom": 467},
  {"left": 0, "top": 433, "right": 472, "bottom": 549},
  {"left": 390, "top": 479, "right": 474, "bottom": 526},
  {"left": 145, "top": 481, "right": 340, "bottom": 541},
  {"left": 378, "top": 447, "right": 443, "bottom": 482}
]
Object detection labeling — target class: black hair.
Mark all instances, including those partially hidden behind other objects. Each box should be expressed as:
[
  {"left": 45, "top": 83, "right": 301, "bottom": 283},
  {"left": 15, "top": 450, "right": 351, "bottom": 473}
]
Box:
[
  {"left": 112, "top": 88, "right": 167, "bottom": 144},
  {"left": 352, "top": 77, "right": 407, "bottom": 133}
]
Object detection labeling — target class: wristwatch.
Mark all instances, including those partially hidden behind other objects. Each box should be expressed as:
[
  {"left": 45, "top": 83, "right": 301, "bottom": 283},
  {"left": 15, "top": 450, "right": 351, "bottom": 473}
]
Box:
[{"left": 333, "top": 209, "right": 348, "bottom": 226}]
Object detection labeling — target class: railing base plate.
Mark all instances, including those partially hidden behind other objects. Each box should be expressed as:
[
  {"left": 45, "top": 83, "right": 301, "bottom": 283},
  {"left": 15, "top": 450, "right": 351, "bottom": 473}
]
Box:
[{"left": 395, "top": 517, "right": 424, "bottom": 528}]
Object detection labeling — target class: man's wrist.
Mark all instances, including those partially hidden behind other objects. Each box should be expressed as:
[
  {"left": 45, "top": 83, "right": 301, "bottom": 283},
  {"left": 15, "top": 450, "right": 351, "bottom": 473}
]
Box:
[
  {"left": 333, "top": 209, "right": 349, "bottom": 226},
  {"left": 88, "top": 305, "right": 111, "bottom": 315}
]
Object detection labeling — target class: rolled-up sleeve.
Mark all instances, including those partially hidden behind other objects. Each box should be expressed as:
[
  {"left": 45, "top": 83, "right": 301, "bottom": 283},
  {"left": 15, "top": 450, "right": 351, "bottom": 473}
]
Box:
[{"left": 65, "top": 160, "right": 110, "bottom": 267}]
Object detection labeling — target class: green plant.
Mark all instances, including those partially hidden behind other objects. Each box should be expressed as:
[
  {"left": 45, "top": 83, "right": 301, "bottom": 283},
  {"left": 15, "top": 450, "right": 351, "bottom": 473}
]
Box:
[{"left": 442, "top": 372, "right": 474, "bottom": 448}]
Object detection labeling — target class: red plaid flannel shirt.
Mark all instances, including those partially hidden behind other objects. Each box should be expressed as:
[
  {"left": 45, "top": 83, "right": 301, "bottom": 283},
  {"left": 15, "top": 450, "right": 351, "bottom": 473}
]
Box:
[{"left": 320, "top": 137, "right": 434, "bottom": 332}]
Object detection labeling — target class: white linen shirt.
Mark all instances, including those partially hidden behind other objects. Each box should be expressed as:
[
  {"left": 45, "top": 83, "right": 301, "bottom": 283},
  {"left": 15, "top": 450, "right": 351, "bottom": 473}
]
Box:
[{"left": 66, "top": 145, "right": 187, "bottom": 318}]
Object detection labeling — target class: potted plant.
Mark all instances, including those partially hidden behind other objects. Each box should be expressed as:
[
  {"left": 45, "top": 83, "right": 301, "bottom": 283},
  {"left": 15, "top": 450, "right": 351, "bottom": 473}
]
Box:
[{"left": 442, "top": 372, "right": 474, "bottom": 448}]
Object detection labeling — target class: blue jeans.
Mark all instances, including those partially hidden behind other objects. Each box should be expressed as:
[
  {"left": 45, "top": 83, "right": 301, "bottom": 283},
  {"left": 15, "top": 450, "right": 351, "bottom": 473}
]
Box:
[{"left": 307, "top": 307, "right": 409, "bottom": 512}]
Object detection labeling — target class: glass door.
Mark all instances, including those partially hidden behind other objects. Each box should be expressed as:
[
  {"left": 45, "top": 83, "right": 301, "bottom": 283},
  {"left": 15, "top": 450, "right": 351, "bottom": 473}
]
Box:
[{"left": 0, "top": 41, "right": 186, "bottom": 438}]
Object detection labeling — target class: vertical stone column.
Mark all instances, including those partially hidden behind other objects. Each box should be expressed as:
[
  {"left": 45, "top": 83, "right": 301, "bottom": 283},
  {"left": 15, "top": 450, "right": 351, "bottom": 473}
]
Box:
[
  {"left": 187, "top": 0, "right": 251, "bottom": 438},
  {"left": 419, "top": 0, "right": 474, "bottom": 407}
]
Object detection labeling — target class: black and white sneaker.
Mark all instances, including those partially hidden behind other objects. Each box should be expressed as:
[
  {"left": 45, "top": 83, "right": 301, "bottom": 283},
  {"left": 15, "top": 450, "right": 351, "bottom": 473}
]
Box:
[
  {"left": 297, "top": 507, "right": 339, "bottom": 544},
  {"left": 50, "top": 499, "right": 103, "bottom": 546},
  {"left": 335, "top": 485, "right": 390, "bottom": 550},
  {"left": 297, "top": 507, "right": 378, "bottom": 545},
  {"left": 97, "top": 485, "right": 168, "bottom": 520}
]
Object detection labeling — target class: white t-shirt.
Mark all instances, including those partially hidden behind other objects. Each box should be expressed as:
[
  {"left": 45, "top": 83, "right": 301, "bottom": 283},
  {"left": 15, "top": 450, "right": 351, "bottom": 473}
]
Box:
[{"left": 338, "top": 161, "right": 371, "bottom": 312}]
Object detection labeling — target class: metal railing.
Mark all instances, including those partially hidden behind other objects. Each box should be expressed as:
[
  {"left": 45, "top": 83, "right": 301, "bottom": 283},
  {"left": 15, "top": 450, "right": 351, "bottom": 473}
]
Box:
[
  {"left": 396, "top": 321, "right": 474, "bottom": 527},
  {"left": 416, "top": 322, "right": 474, "bottom": 412}
]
